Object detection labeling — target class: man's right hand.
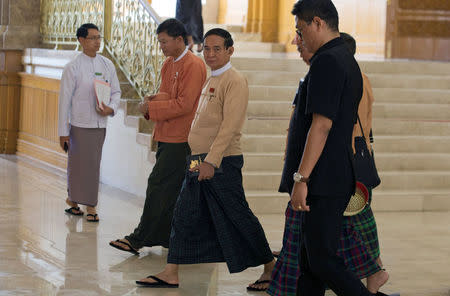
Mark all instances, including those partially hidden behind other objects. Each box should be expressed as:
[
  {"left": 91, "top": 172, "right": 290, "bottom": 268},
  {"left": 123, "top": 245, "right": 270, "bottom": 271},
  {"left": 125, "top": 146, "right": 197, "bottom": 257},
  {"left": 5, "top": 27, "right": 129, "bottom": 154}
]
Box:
[{"left": 59, "top": 136, "right": 69, "bottom": 151}]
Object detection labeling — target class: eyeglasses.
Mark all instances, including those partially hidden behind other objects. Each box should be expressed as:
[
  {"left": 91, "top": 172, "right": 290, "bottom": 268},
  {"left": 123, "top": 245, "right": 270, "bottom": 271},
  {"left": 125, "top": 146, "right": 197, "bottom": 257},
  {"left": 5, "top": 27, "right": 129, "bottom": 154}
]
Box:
[{"left": 85, "top": 36, "right": 103, "bottom": 41}]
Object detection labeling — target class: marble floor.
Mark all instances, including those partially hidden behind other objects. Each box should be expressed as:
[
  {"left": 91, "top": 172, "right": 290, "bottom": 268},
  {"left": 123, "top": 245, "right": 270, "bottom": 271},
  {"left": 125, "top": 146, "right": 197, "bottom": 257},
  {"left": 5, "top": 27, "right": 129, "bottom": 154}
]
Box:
[{"left": 0, "top": 155, "right": 449, "bottom": 296}]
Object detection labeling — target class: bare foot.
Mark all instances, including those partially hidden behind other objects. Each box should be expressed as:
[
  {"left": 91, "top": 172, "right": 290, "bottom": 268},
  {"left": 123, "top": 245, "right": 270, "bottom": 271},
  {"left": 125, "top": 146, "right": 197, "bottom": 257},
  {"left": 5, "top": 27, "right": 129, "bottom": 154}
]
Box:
[
  {"left": 247, "top": 259, "right": 275, "bottom": 291},
  {"left": 66, "top": 198, "right": 77, "bottom": 207},
  {"left": 137, "top": 265, "right": 179, "bottom": 285},
  {"left": 86, "top": 206, "right": 96, "bottom": 214},
  {"left": 86, "top": 206, "right": 99, "bottom": 222},
  {"left": 367, "top": 269, "right": 389, "bottom": 293}
]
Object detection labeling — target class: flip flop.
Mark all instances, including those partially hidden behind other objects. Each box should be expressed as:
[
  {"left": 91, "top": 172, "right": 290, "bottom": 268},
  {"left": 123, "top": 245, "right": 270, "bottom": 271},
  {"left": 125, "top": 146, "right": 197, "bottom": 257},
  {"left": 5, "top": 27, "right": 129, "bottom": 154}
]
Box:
[
  {"left": 86, "top": 213, "right": 99, "bottom": 222},
  {"left": 136, "top": 275, "right": 179, "bottom": 288},
  {"left": 247, "top": 279, "right": 270, "bottom": 291},
  {"left": 109, "top": 239, "right": 139, "bottom": 255},
  {"left": 65, "top": 206, "right": 84, "bottom": 216}
]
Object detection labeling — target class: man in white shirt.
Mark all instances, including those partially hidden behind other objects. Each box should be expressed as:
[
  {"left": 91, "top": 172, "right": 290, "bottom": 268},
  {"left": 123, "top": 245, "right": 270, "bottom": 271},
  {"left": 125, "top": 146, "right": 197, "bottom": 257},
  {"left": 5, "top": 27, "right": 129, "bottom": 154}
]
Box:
[{"left": 58, "top": 23, "right": 121, "bottom": 222}]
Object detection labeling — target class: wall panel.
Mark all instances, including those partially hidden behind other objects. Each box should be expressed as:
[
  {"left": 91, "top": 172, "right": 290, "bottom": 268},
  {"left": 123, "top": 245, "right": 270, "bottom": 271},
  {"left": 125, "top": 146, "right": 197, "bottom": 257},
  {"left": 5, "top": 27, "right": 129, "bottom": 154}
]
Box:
[
  {"left": 17, "top": 73, "right": 66, "bottom": 169},
  {"left": 386, "top": 0, "right": 450, "bottom": 61}
]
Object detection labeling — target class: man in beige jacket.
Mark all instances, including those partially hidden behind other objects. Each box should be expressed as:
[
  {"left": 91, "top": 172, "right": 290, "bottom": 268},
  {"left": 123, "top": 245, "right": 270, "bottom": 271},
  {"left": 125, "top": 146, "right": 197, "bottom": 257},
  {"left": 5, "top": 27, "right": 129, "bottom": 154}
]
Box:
[{"left": 135, "top": 28, "right": 275, "bottom": 291}]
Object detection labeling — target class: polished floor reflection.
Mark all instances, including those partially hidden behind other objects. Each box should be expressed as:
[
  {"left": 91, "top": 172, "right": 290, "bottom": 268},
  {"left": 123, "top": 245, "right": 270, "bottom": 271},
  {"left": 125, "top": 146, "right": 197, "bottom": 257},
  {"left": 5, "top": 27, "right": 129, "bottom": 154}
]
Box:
[{"left": 0, "top": 155, "right": 449, "bottom": 296}]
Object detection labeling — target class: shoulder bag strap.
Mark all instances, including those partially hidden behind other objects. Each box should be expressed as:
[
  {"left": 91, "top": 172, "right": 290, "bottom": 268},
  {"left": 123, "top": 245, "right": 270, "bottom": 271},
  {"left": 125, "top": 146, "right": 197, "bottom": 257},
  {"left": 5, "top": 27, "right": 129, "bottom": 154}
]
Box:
[{"left": 357, "top": 114, "right": 366, "bottom": 140}]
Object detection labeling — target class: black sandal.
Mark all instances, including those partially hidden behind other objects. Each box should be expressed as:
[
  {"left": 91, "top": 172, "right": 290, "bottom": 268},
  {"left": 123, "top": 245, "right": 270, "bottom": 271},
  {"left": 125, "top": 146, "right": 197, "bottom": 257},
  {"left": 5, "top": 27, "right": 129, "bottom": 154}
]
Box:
[
  {"left": 65, "top": 206, "right": 84, "bottom": 216},
  {"left": 86, "top": 213, "right": 99, "bottom": 222},
  {"left": 109, "top": 239, "right": 139, "bottom": 255},
  {"left": 136, "top": 275, "right": 179, "bottom": 288},
  {"left": 247, "top": 279, "right": 270, "bottom": 291}
]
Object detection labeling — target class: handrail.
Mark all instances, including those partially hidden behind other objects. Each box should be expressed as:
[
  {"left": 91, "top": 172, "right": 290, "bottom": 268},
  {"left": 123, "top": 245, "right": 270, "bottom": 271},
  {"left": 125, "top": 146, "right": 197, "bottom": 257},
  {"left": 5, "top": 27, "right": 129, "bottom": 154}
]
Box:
[
  {"left": 138, "top": 0, "right": 162, "bottom": 24},
  {"left": 40, "top": 0, "right": 164, "bottom": 100},
  {"left": 105, "top": 0, "right": 164, "bottom": 99}
]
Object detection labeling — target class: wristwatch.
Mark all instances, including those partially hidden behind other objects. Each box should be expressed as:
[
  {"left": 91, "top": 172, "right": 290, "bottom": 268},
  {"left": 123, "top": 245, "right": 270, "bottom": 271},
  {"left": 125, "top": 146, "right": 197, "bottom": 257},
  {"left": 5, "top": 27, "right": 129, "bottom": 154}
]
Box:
[{"left": 293, "top": 172, "right": 310, "bottom": 183}]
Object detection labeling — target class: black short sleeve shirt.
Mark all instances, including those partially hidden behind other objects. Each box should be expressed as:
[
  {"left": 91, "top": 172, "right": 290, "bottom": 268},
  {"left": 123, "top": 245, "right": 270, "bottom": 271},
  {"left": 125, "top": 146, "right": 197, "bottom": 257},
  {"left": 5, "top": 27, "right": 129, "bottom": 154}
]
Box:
[
  {"left": 279, "top": 75, "right": 311, "bottom": 194},
  {"left": 279, "top": 37, "right": 363, "bottom": 197}
]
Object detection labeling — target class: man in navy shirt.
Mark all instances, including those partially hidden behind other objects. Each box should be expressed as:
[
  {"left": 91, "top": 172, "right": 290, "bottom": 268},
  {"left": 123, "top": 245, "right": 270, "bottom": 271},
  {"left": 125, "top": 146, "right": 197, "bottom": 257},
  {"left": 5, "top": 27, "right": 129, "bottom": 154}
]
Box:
[{"left": 287, "top": 1, "right": 376, "bottom": 296}]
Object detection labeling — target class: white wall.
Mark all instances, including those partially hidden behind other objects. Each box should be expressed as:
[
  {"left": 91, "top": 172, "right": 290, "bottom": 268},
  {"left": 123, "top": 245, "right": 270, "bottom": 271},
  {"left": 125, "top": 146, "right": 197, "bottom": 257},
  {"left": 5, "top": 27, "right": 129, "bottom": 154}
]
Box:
[
  {"left": 225, "top": 0, "right": 248, "bottom": 25},
  {"left": 152, "top": 0, "right": 176, "bottom": 18},
  {"left": 100, "top": 108, "right": 154, "bottom": 197},
  {"left": 152, "top": 0, "right": 212, "bottom": 22}
]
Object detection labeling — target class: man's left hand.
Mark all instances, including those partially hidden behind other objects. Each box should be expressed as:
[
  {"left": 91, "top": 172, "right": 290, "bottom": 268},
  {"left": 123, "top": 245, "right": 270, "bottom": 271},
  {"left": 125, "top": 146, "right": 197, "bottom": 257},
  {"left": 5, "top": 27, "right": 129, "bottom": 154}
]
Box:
[
  {"left": 190, "top": 162, "right": 215, "bottom": 181},
  {"left": 96, "top": 103, "right": 114, "bottom": 116},
  {"left": 138, "top": 101, "right": 149, "bottom": 115},
  {"left": 290, "top": 182, "right": 309, "bottom": 212}
]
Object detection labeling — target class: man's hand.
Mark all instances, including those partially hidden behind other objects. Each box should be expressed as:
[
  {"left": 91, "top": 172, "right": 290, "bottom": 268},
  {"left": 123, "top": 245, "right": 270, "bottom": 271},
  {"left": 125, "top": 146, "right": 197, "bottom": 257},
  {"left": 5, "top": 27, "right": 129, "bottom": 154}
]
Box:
[
  {"left": 138, "top": 101, "right": 149, "bottom": 115},
  {"left": 190, "top": 162, "right": 215, "bottom": 181},
  {"left": 96, "top": 103, "right": 114, "bottom": 116},
  {"left": 144, "top": 95, "right": 156, "bottom": 101},
  {"left": 59, "top": 136, "right": 70, "bottom": 151},
  {"left": 290, "top": 181, "right": 310, "bottom": 212}
]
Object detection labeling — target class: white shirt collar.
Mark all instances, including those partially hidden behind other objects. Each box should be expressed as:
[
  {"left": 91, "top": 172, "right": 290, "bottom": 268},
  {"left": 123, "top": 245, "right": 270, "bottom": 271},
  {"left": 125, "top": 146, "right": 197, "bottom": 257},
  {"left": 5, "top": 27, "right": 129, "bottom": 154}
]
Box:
[
  {"left": 211, "top": 61, "right": 232, "bottom": 77},
  {"left": 81, "top": 52, "right": 97, "bottom": 59},
  {"left": 174, "top": 47, "right": 188, "bottom": 62}
]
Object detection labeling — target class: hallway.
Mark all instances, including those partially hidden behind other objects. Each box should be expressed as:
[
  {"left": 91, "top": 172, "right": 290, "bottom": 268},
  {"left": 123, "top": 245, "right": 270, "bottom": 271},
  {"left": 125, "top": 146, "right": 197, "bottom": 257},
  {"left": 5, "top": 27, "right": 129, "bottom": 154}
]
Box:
[{"left": 0, "top": 155, "right": 449, "bottom": 296}]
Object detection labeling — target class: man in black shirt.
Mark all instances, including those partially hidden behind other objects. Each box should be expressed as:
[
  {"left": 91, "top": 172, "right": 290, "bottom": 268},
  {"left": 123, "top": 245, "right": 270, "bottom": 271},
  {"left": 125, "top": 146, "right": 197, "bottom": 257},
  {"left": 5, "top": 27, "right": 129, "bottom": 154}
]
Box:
[{"left": 287, "top": 1, "right": 375, "bottom": 295}]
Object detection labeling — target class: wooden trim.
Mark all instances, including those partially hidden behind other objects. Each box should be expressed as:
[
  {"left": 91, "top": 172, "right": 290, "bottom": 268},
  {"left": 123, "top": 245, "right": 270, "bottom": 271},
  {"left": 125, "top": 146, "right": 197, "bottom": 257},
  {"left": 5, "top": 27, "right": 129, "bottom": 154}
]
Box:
[
  {"left": 19, "top": 73, "right": 60, "bottom": 92},
  {"left": 18, "top": 131, "right": 61, "bottom": 152},
  {"left": 0, "top": 72, "right": 21, "bottom": 85},
  {"left": 16, "top": 136, "right": 67, "bottom": 170},
  {"left": 399, "top": 0, "right": 450, "bottom": 10}
]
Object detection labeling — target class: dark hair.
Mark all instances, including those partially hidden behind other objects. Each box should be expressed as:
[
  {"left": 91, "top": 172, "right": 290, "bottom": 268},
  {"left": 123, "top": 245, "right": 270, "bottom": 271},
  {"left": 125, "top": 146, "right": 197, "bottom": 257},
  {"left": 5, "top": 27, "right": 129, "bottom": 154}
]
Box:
[
  {"left": 76, "top": 23, "right": 99, "bottom": 39},
  {"left": 203, "top": 28, "right": 234, "bottom": 49},
  {"left": 156, "top": 18, "right": 188, "bottom": 45},
  {"left": 291, "top": 0, "right": 339, "bottom": 32},
  {"left": 340, "top": 32, "right": 356, "bottom": 55}
]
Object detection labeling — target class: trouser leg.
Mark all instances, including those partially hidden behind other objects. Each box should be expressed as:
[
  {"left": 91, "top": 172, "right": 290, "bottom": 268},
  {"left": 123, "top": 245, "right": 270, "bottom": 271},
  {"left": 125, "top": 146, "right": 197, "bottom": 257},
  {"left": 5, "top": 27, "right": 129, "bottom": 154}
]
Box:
[
  {"left": 126, "top": 142, "right": 190, "bottom": 249},
  {"left": 297, "top": 195, "right": 373, "bottom": 296}
]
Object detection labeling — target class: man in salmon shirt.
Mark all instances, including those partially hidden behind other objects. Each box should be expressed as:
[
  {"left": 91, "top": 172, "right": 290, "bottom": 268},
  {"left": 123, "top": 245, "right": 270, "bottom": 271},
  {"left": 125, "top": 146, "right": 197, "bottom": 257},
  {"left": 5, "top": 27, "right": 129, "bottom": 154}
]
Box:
[{"left": 109, "top": 18, "right": 206, "bottom": 255}]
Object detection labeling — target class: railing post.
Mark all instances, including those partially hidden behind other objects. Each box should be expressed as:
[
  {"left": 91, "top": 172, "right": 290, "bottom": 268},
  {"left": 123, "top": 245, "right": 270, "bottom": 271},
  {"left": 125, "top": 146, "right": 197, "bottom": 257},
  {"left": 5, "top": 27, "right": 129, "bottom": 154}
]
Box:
[{"left": 104, "top": 0, "right": 112, "bottom": 44}]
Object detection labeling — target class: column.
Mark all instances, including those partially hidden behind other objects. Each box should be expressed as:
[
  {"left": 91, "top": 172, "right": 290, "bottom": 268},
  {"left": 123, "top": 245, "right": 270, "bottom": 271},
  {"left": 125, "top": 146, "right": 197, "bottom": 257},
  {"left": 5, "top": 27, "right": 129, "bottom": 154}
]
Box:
[
  {"left": 217, "top": 0, "right": 228, "bottom": 24},
  {"left": 258, "top": 0, "right": 279, "bottom": 42},
  {"left": 0, "top": 0, "right": 41, "bottom": 49},
  {"left": 0, "top": 50, "right": 22, "bottom": 154},
  {"left": 245, "top": 0, "right": 256, "bottom": 32},
  {"left": 278, "top": 0, "right": 297, "bottom": 52}
]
